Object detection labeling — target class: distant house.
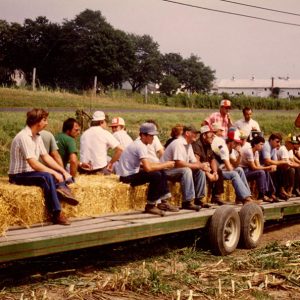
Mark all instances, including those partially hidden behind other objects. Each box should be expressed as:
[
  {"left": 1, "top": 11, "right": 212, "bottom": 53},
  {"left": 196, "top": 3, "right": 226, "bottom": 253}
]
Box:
[{"left": 215, "top": 76, "right": 300, "bottom": 98}]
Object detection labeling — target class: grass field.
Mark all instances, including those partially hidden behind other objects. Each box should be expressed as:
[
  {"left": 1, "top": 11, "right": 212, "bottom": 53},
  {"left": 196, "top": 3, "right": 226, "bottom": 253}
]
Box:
[{"left": 0, "top": 87, "right": 299, "bottom": 175}]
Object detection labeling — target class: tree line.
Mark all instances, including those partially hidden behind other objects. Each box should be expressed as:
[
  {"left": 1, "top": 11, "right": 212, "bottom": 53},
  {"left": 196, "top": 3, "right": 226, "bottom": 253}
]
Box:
[{"left": 0, "top": 9, "right": 215, "bottom": 94}]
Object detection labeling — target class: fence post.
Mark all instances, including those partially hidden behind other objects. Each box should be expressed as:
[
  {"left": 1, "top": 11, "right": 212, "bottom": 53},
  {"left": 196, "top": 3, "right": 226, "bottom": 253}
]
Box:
[{"left": 32, "top": 67, "right": 36, "bottom": 91}]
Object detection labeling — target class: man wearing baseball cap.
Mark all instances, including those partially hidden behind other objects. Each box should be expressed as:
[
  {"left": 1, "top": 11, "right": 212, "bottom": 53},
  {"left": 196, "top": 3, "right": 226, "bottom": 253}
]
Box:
[
  {"left": 161, "top": 125, "right": 208, "bottom": 211},
  {"left": 80, "top": 111, "right": 123, "bottom": 174},
  {"left": 192, "top": 125, "right": 225, "bottom": 206},
  {"left": 109, "top": 117, "right": 133, "bottom": 148},
  {"left": 203, "top": 99, "right": 233, "bottom": 137},
  {"left": 117, "top": 122, "right": 178, "bottom": 216},
  {"left": 213, "top": 127, "right": 258, "bottom": 204}
]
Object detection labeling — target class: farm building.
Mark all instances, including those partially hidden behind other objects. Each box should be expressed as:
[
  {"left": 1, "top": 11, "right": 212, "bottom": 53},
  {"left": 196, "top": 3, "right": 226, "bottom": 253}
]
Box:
[{"left": 215, "top": 76, "right": 300, "bottom": 98}]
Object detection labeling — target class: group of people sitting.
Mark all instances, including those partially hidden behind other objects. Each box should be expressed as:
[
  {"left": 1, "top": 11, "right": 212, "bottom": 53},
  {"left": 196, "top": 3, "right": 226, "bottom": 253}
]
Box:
[{"left": 8, "top": 101, "right": 300, "bottom": 224}]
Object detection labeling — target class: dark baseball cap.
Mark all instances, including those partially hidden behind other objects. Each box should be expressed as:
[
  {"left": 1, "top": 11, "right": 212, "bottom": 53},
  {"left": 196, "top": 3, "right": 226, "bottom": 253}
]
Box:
[{"left": 139, "top": 122, "right": 159, "bottom": 135}]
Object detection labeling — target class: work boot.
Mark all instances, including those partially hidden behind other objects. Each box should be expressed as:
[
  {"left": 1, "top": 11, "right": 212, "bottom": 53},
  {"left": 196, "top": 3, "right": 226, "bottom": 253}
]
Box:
[
  {"left": 52, "top": 211, "right": 71, "bottom": 225},
  {"left": 56, "top": 185, "right": 79, "bottom": 206},
  {"left": 242, "top": 196, "right": 263, "bottom": 205},
  {"left": 157, "top": 200, "right": 179, "bottom": 212},
  {"left": 194, "top": 198, "right": 212, "bottom": 208},
  {"left": 211, "top": 196, "right": 228, "bottom": 206},
  {"left": 294, "top": 188, "right": 300, "bottom": 197},
  {"left": 144, "top": 204, "right": 165, "bottom": 216},
  {"left": 181, "top": 201, "right": 201, "bottom": 211},
  {"left": 278, "top": 187, "right": 290, "bottom": 200}
]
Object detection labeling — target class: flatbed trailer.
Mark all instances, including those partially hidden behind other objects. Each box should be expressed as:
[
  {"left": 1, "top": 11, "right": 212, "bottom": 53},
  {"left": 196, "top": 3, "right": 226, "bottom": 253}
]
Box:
[{"left": 1, "top": 197, "right": 300, "bottom": 263}]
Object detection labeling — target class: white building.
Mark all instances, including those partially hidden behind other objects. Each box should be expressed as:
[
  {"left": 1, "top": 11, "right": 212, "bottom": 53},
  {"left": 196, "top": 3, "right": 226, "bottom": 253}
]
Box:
[{"left": 216, "top": 76, "right": 300, "bottom": 98}]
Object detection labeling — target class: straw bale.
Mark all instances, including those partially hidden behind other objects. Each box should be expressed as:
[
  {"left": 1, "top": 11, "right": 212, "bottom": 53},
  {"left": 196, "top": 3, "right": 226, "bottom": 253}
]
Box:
[{"left": 0, "top": 177, "right": 47, "bottom": 235}]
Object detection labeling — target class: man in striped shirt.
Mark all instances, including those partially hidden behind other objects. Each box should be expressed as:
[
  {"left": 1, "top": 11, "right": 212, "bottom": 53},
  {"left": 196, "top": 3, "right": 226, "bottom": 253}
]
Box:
[{"left": 9, "top": 108, "right": 78, "bottom": 225}]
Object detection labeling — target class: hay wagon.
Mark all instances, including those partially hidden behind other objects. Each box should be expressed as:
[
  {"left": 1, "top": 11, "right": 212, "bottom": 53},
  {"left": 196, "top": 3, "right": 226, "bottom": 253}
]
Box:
[{"left": 1, "top": 174, "right": 300, "bottom": 263}]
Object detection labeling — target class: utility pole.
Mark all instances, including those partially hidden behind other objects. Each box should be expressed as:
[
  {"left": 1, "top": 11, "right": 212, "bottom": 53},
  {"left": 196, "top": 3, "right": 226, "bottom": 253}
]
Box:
[{"left": 93, "top": 76, "right": 97, "bottom": 96}]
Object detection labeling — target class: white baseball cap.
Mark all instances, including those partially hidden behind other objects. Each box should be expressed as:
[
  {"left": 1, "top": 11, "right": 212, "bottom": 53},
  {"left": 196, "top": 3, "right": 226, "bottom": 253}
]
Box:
[
  {"left": 109, "top": 117, "right": 125, "bottom": 127},
  {"left": 220, "top": 99, "right": 231, "bottom": 107},
  {"left": 200, "top": 125, "right": 213, "bottom": 134},
  {"left": 211, "top": 122, "right": 225, "bottom": 132},
  {"left": 92, "top": 111, "right": 105, "bottom": 121}
]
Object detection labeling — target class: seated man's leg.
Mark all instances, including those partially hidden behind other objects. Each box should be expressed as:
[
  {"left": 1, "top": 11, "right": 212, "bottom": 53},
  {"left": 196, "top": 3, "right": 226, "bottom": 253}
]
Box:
[
  {"left": 222, "top": 170, "right": 251, "bottom": 201},
  {"left": 120, "top": 171, "right": 167, "bottom": 215},
  {"left": 193, "top": 169, "right": 206, "bottom": 201},
  {"left": 235, "top": 167, "right": 251, "bottom": 191},
  {"left": 11, "top": 171, "right": 61, "bottom": 212},
  {"left": 244, "top": 169, "right": 267, "bottom": 198},
  {"left": 166, "top": 168, "right": 195, "bottom": 202}
]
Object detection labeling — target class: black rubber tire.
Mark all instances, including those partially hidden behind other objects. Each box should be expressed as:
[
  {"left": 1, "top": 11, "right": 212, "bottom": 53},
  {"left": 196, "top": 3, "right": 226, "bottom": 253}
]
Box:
[
  {"left": 239, "top": 203, "right": 264, "bottom": 249},
  {"left": 209, "top": 205, "right": 241, "bottom": 256}
]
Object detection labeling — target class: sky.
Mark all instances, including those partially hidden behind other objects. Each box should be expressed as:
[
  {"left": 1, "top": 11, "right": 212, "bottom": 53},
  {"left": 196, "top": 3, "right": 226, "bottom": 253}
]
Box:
[{"left": 1, "top": 0, "right": 300, "bottom": 80}]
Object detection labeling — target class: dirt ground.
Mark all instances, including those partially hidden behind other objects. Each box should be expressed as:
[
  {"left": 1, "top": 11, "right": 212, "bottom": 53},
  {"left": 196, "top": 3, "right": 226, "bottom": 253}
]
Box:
[{"left": 1, "top": 221, "right": 300, "bottom": 300}]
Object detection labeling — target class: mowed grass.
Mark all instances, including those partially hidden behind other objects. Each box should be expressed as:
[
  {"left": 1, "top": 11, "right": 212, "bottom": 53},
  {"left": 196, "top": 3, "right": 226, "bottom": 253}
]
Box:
[{"left": 0, "top": 87, "right": 299, "bottom": 175}]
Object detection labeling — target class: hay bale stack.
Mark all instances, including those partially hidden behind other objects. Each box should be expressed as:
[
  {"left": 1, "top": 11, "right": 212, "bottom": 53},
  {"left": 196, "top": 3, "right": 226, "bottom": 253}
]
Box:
[{"left": 0, "top": 175, "right": 237, "bottom": 236}]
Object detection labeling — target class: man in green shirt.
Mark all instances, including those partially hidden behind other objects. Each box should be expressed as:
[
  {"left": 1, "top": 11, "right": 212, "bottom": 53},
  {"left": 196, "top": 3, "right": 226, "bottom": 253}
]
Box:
[{"left": 56, "top": 118, "right": 90, "bottom": 177}]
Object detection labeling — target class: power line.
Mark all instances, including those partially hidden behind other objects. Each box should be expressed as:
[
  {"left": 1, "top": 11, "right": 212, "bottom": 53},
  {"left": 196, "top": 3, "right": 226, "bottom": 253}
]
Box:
[
  {"left": 219, "top": 0, "right": 300, "bottom": 17},
  {"left": 162, "top": 0, "right": 300, "bottom": 27}
]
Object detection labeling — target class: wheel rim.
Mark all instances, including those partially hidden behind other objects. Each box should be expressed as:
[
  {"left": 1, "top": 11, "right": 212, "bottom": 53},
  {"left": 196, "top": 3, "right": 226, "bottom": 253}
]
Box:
[
  {"left": 249, "top": 214, "right": 263, "bottom": 242},
  {"left": 223, "top": 216, "right": 239, "bottom": 248}
]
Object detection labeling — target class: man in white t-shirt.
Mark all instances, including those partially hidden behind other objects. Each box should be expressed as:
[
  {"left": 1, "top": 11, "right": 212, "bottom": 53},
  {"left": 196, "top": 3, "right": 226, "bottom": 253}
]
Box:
[
  {"left": 117, "top": 123, "right": 177, "bottom": 216},
  {"left": 80, "top": 111, "right": 123, "bottom": 174},
  {"left": 109, "top": 117, "right": 133, "bottom": 148},
  {"left": 234, "top": 107, "right": 261, "bottom": 139},
  {"left": 161, "top": 125, "right": 209, "bottom": 211},
  {"left": 260, "top": 133, "right": 294, "bottom": 200},
  {"left": 213, "top": 128, "right": 258, "bottom": 204},
  {"left": 240, "top": 135, "right": 276, "bottom": 202}
]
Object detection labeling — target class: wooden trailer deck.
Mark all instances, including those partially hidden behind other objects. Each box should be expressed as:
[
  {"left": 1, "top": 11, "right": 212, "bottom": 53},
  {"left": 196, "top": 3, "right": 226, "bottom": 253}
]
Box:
[{"left": 1, "top": 198, "right": 300, "bottom": 263}]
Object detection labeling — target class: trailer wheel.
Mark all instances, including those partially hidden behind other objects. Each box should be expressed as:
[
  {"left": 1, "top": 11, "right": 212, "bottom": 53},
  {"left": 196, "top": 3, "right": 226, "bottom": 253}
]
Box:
[
  {"left": 209, "top": 205, "right": 241, "bottom": 256},
  {"left": 239, "top": 203, "right": 264, "bottom": 249}
]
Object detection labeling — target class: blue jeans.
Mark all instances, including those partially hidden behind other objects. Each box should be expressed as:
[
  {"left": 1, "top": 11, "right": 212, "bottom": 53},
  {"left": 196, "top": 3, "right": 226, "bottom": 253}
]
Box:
[
  {"left": 243, "top": 168, "right": 275, "bottom": 195},
  {"left": 9, "top": 171, "right": 62, "bottom": 212},
  {"left": 165, "top": 167, "right": 206, "bottom": 202},
  {"left": 222, "top": 167, "right": 251, "bottom": 200}
]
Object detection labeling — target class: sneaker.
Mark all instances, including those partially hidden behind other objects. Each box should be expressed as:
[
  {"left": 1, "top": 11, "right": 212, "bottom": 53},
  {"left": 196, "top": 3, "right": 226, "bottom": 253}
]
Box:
[
  {"left": 52, "top": 212, "right": 71, "bottom": 225},
  {"left": 181, "top": 201, "right": 201, "bottom": 211},
  {"left": 157, "top": 200, "right": 179, "bottom": 212},
  {"left": 56, "top": 186, "right": 79, "bottom": 206},
  {"left": 144, "top": 204, "right": 165, "bottom": 216}
]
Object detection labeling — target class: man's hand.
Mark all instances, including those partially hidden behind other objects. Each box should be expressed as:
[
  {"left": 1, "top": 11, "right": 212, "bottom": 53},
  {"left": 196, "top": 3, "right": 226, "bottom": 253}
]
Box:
[
  {"left": 164, "top": 161, "right": 175, "bottom": 169},
  {"left": 53, "top": 172, "right": 64, "bottom": 183},
  {"left": 200, "top": 162, "right": 211, "bottom": 172}
]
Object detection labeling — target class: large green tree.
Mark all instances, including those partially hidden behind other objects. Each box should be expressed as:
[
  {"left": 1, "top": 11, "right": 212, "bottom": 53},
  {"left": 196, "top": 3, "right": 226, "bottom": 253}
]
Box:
[
  {"left": 59, "top": 9, "right": 133, "bottom": 90},
  {"left": 127, "top": 34, "right": 162, "bottom": 92},
  {"left": 179, "top": 55, "right": 215, "bottom": 93}
]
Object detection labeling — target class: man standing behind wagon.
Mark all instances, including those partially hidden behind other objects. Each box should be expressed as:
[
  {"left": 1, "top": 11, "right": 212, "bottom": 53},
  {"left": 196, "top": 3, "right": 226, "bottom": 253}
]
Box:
[
  {"left": 234, "top": 107, "right": 261, "bottom": 139},
  {"left": 80, "top": 111, "right": 123, "bottom": 174},
  {"left": 203, "top": 99, "right": 233, "bottom": 137},
  {"left": 8, "top": 108, "right": 78, "bottom": 226}
]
